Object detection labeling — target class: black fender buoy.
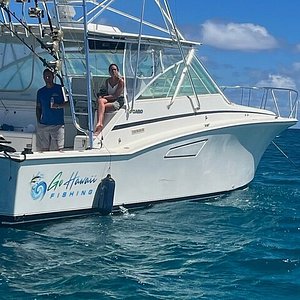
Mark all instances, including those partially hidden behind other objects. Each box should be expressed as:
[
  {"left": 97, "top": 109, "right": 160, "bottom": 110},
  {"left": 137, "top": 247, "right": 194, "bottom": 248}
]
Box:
[{"left": 93, "top": 174, "right": 115, "bottom": 215}]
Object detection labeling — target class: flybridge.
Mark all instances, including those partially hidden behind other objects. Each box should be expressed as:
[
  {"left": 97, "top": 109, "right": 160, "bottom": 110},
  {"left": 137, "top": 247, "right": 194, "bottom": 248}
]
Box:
[
  {"left": 0, "top": 0, "right": 186, "bottom": 37},
  {"left": 0, "top": 0, "right": 200, "bottom": 48}
]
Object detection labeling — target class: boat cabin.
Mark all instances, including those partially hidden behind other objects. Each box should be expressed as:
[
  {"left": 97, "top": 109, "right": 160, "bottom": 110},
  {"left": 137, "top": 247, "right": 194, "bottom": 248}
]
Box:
[{"left": 0, "top": 22, "right": 220, "bottom": 152}]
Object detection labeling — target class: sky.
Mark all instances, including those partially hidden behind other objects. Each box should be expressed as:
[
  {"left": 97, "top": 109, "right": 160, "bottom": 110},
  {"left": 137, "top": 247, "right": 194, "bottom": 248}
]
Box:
[{"left": 169, "top": 0, "right": 300, "bottom": 91}]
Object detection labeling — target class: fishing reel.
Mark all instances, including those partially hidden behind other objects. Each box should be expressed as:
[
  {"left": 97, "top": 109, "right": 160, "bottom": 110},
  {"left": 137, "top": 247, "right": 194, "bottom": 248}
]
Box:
[
  {"left": 47, "top": 30, "right": 63, "bottom": 54},
  {"left": 0, "top": 0, "right": 9, "bottom": 8},
  {"left": 46, "top": 40, "right": 60, "bottom": 54},
  {"left": 28, "top": 7, "right": 44, "bottom": 18},
  {"left": 51, "top": 29, "right": 64, "bottom": 42},
  {"left": 48, "top": 59, "right": 62, "bottom": 72}
]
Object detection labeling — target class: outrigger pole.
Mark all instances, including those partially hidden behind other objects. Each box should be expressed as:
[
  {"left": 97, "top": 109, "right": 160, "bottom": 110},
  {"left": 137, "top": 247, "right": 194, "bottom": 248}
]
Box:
[
  {"left": 131, "top": 0, "right": 146, "bottom": 111},
  {"left": 162, "top": 0, "right": 200, "bottom": 110}
]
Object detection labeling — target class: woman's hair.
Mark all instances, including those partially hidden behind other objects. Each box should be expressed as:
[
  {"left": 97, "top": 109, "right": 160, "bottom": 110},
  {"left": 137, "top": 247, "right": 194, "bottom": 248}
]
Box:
[{"left": 108, "top": 64, "right": 119, "bottom": 72}]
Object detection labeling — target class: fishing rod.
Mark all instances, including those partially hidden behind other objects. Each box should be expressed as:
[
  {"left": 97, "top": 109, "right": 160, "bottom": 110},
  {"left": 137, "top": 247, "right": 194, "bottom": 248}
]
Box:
[
  {"left": 2, "top": 2, "right": 60, "bottom": 60},
  {"left": 41, "top": 0, "right": 66, "bottom": 88},
  {"left": 20, "top": 0, "right": 29, "bottom": 37},
  {"left": 0, "top": 1, "right": 14, "bottom": 35},
  {"left": 41, "top": 0, "right": 63, "bottom": 72},
  {"left": 0, "top": 1, "right": 65, "bottom": 84},
  {"left": 33, "top": 0, "right": 44, "bottom": 37},
  {"left": 0, "top": 18, "right": 62, "bottom": 79},
  {"left": 41, "top": 0, "right": 54, "bottom": 33}
]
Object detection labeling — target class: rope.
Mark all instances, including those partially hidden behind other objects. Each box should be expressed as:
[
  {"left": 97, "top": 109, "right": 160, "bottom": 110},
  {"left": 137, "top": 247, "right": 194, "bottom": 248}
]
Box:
[{"left": 272, "top": 140, "right": 299, "bottom": 170}]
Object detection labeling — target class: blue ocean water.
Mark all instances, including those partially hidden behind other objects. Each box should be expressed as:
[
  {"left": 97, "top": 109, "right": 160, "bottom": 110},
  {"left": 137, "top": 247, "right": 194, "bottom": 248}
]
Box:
[{"left": 0, "top": 130, "right": 300, "bottom": 299}]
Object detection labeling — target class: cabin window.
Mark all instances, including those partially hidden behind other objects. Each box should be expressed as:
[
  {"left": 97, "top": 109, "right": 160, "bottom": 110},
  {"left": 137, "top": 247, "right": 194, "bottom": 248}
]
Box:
[
  {"left": 0, "top": 41, "right": 37, "bottom": 91},
  {"left": 124, "top": 43, "right": 219, "bottom": 101},
  {"left": 64, "top": 50, "right": 124, "bottom": 77}
]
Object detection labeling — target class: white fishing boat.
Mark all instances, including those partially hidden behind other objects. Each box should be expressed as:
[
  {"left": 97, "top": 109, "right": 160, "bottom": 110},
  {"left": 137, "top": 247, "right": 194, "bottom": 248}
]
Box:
[{"left": 0, "top": 0, "right": 298, "bottom": 224}]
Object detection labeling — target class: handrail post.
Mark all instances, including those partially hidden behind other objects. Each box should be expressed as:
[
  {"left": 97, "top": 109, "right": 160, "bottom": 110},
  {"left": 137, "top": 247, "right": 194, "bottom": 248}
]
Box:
[{"left": 82, "top": 0, "right": 94, "bottom": 148}]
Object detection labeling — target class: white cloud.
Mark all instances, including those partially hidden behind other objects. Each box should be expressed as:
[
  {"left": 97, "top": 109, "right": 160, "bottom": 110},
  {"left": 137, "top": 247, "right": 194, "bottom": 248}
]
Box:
[
  {"left": 293, "top": 62, "right": 300, "bottom": 71},
  {"left": 201, "top": 21, "right": 278, "bottom": 51},
  {"left": 257, "top": 74, "right": 296, "bottom": 89}
]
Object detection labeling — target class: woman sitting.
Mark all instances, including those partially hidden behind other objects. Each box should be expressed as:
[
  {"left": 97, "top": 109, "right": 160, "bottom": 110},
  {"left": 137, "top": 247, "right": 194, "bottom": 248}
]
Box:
[{"left": 94, "top": 63, "right": 124, "bottom": 135}]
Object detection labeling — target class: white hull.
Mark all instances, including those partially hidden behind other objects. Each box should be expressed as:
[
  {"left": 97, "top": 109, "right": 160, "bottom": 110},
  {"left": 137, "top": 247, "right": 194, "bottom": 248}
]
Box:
[{"left": 0, "top": 116, "right": 294, "bottom": 224}]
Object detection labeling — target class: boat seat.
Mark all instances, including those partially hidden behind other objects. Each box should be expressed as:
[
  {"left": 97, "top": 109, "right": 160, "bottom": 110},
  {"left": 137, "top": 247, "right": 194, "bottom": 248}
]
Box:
[{"left": 71, "top": 76, "right": 107, "bottom": 100}]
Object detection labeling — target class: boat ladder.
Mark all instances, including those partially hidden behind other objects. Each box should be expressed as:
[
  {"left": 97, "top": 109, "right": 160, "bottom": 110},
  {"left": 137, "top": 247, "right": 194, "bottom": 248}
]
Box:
[{"left": 53, "top": 0, "right": 95, "bottom": 146}]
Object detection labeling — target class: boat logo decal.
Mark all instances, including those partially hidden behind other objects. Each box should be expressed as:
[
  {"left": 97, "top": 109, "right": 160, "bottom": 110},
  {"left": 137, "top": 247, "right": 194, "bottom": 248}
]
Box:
[
  {"left": 131, "top": 109, "right": 143, "bottom": 114},
  {"left": 30, "top": 171, "right": 98, "bottom": 201},
  {"left": 30, "top": 174, "right": 47, "bottom": 201}
]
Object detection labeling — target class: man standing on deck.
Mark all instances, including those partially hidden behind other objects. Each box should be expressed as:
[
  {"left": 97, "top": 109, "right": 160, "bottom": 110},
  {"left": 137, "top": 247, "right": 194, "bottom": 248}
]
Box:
[{"left": 36, "top": 69, "right": 65, "bottom": 151}]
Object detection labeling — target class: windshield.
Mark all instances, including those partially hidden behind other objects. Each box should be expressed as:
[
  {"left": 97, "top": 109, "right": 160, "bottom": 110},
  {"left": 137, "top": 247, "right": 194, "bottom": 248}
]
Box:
[{"left": 124, "top": 43, "right": 219, "bottom": 101}]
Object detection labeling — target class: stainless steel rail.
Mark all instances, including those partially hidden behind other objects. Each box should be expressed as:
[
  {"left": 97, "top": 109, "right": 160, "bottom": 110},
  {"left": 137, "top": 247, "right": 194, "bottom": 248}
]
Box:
[{"left": 221, "top": 86, "right": 299, "bottom": 119}]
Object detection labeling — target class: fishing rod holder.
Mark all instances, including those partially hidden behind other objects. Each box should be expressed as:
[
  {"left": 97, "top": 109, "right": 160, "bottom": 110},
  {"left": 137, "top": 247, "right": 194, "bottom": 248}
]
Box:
[
  {"left": 0, "top": 0, "right": 9, "bottom": 7},
  {"left": 48, "top": 59, "right": 62, "bottom": 72},
  {"left": 51, "top": 28, "right": 63, "bottom": 41},
  {"left": 28, "top": 7, "right": 44, "bottom": 18},
  {"left": 46, "top": 40, "right": 60, "bottom": 53}
]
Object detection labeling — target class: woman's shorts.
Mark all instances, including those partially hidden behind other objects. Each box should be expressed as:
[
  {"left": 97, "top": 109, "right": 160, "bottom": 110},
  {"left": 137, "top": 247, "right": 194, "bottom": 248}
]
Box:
[{"left": 112, "top": 96, "right": 124, "bottom": 110}]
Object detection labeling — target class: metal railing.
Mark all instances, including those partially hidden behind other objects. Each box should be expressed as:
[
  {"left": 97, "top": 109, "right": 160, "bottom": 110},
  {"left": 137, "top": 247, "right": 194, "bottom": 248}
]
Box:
[{"left": 221, "top": 86, "right": 299, "bottom": 119}]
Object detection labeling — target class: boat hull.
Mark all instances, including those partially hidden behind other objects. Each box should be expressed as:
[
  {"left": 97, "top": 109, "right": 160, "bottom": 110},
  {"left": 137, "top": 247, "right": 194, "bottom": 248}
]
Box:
[{"left": 0, "top": 119, "right": 293, "bottom": 224}]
